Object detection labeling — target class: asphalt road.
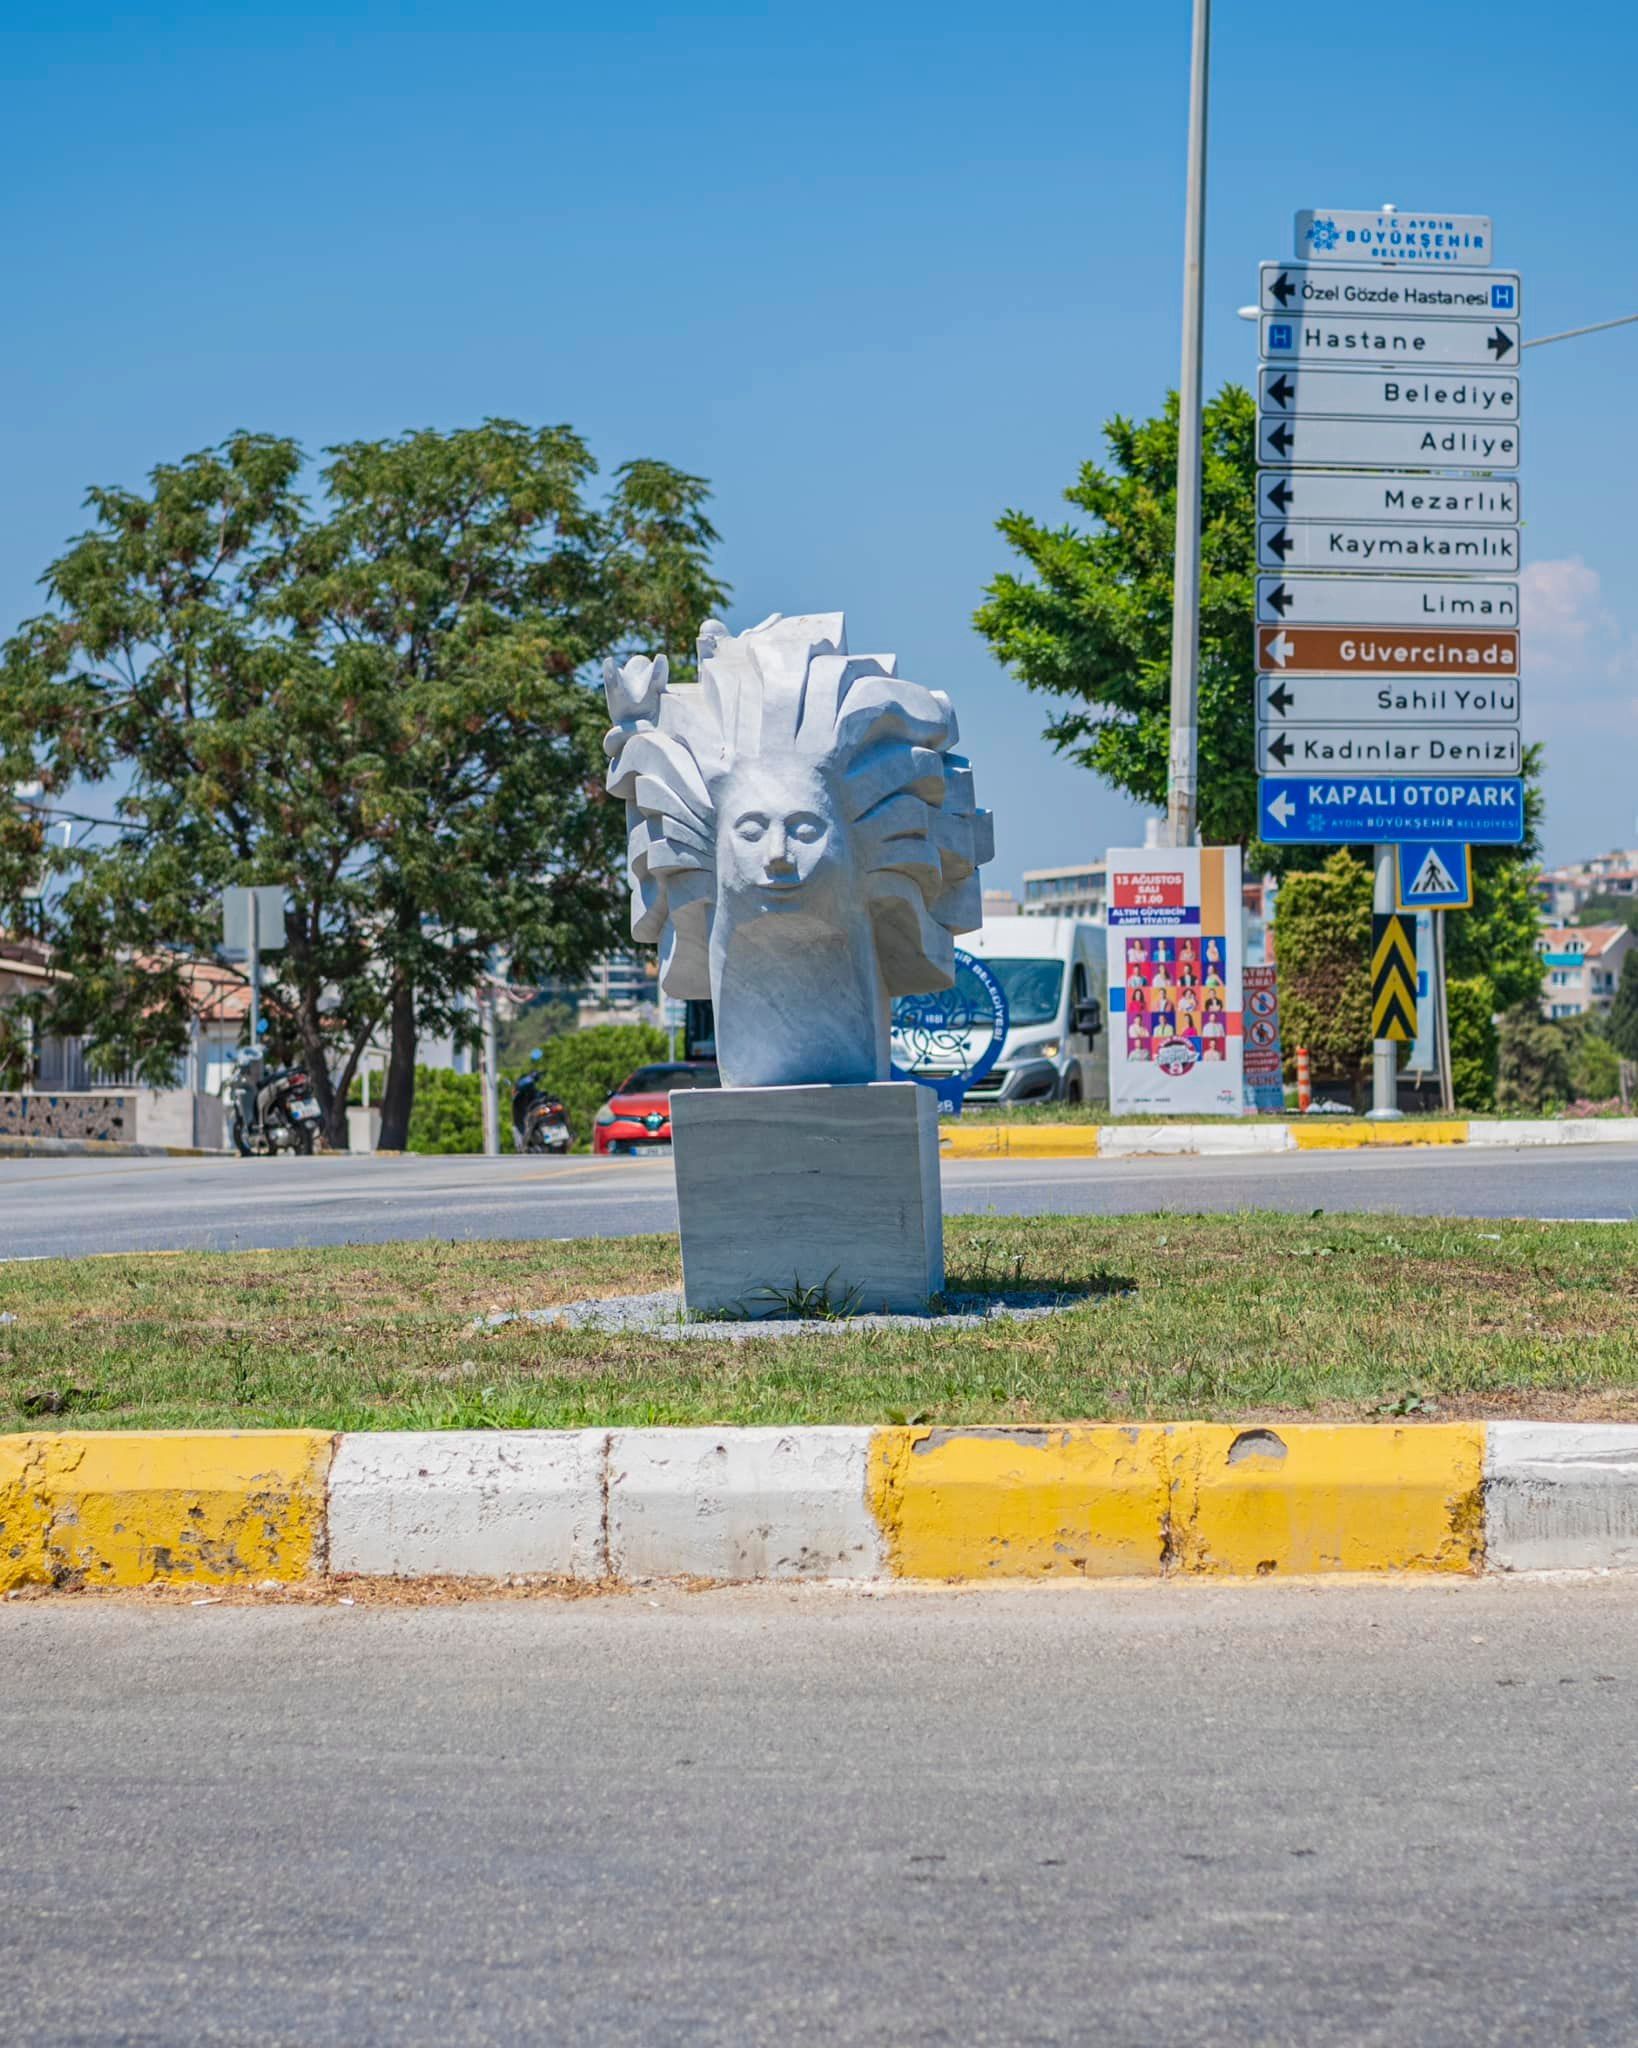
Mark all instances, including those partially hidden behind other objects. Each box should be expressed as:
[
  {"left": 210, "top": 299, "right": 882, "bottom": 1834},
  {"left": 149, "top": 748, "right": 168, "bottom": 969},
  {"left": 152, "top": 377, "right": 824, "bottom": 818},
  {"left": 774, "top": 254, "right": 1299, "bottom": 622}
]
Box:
[
  {"left": 4, "top": 1580, "right": 1635, "bottom": 2046},
  {"left": 0, "top": 1141, "right": 1635, "bottom": 1257}
]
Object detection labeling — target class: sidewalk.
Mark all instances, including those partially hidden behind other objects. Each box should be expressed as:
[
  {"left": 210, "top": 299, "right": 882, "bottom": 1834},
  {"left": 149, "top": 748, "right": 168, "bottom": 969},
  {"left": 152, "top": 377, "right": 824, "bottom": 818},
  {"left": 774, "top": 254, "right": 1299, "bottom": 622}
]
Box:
[{"left": 5, "top": 1422, "right": 1635, "bottom": 1591}]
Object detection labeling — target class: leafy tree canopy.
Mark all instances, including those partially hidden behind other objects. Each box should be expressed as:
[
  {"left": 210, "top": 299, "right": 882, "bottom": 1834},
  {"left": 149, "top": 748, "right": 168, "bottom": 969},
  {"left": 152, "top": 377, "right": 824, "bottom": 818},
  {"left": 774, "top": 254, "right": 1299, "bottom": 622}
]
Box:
[
  {"left": 976, "top": 386, "right": 1257, "bottom": 846},
  {"left": 0, "top": 424, "right": 725, "bottom": 1147}
]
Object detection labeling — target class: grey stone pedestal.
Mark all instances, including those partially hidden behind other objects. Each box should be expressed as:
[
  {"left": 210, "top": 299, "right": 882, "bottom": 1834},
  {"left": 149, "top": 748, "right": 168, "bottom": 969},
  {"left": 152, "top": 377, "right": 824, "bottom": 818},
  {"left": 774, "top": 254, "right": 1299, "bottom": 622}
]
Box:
[{"left": 669, "top": 1082, "right": 942, "bottom": 1317}]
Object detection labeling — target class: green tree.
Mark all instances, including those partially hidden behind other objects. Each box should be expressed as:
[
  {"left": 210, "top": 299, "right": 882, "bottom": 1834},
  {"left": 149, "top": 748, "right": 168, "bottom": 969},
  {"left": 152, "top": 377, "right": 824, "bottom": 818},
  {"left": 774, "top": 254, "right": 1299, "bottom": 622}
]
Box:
[
  {"left": 1576, "top": 893, "right": 1638, "bottom": 934},
  {"left": 1570, "top": 1023, "right": 1622, "bottom": 1103},
  {"left": 0, "top": 425, "right": 725, "bottom": 1149},
  {"left": 1271, "top": 850, "right": 1374, "bottom": 1091},
  {"left": 1496, "top": 1005, "right": 1573, "bottom": 1113},
  {"left": 976, "top": 385, "right": 1258, "bottom": 846},
  {"left": 1446, "top": 976, "right": 1498, "bottom": 1112},
  {"left": 1610, "top": 950, "right": 1638, "bottom": 1062}
]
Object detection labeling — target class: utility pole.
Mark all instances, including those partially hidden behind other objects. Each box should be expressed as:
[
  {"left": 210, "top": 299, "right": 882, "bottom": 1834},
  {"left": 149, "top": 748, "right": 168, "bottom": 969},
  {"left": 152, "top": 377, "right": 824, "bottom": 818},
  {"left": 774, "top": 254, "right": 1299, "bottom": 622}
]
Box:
[{"left": 1166, "top": 0, "right": 1211, "bottom": 848}]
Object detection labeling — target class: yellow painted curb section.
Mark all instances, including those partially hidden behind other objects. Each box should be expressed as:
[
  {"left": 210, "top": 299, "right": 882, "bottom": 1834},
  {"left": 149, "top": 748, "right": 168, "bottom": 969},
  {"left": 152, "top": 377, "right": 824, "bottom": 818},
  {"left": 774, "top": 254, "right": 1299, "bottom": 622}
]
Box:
[
  {"left": 0, "top": 1431, "right": 334, "bottom": 1590},
  {"left": 869, "top": 1425, "right": 1169, "bottom": 1578},
  {"left": 867, "top": 1423, "right": 1486, "bottom": 1580},
  {"left": 1167, "top": 1423, "right": 1484, "bottom": 1575},
  {"left": 0, "top": 1435, "right": 50, "bottom": 1590},
  {"left": 1289, "top": 1120, "right": 1470, "bottom": 1151},
  {"left": 938, "top": 1125, "right": 1103, "bottom": 1159}
]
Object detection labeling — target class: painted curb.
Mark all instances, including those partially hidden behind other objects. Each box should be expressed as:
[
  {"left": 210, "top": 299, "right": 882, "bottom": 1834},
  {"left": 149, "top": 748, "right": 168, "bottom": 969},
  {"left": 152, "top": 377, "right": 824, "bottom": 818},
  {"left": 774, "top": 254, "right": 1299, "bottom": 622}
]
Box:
[
  {"left": 939, "top": 1117, "right": 1638, "bottom": 1161},
  {"left": 327, "top": 1430, "right": 606, "bottom": 1579},
  {"left": 1484, "top": 1422, "right": 1638, "bottom": 1572},
  {"left": 14, "top": 1422, "right": 1638, "bottom": 1589},
  {"left": 0, "top": 1431, "right": 332, "bottom": 1590},
  {"left": 609, "top": 1428, "right": 883, "bottom": 1581}
]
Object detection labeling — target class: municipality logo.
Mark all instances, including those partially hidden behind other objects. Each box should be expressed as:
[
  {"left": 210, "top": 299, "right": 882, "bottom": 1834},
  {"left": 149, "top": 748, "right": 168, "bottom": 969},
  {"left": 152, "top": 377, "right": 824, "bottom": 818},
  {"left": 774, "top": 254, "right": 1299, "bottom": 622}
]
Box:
[{"left": 1305, "top": 215, "right": 1341, "bottom": 252}]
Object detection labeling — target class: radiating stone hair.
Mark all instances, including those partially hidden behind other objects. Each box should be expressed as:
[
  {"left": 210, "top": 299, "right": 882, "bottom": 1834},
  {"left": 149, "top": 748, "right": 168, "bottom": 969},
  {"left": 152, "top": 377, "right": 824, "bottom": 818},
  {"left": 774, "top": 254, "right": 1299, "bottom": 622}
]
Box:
[{"left": 602, "top": 612, "right": 992, "bottom": 999}]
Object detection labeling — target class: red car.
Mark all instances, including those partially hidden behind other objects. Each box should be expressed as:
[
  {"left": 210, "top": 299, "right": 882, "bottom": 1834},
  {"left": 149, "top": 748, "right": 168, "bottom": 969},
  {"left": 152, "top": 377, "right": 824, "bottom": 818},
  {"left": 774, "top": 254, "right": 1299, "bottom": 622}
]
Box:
[{"left": 592, "top": 1061, "right": 720, "bottom": 1156}]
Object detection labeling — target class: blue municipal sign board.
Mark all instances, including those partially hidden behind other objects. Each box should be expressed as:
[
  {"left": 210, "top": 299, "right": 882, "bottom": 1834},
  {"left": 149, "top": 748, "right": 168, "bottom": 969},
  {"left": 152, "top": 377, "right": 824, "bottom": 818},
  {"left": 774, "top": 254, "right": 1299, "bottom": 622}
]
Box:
[
  {"left": 1396, "top": 840, "right": 1476, "bottom": 910},
  {"left": 1260, "top": 778, "right": 1524, "bottom": 846},
  {"left": 890, "top": 947, "right": 1010, "bottom": 1113}
]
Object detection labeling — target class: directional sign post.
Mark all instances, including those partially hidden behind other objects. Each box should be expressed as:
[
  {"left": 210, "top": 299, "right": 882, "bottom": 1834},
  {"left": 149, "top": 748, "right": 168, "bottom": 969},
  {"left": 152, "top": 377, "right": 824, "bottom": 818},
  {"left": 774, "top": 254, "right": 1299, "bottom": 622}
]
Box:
[
  {"left": 1260, "top": 777, "right": 1525, "bottom": 846},
  {"left": 1256, "top": 472, "right": 1519, "bottom": 526},
  {"left": 1257, "top": 675, "right": 1520, "bottom": 727},
  {"left": 1258, "top": 727, "right": 1520, "bottom": 775},
  {"left": 1255, "top": 211, "right": 1522, "bottom": 1115},
  {"left": 1260, "top": 262, "right": 1520, "bottom": 320},
  {"left": 1257, "top": 625, "right": 1518, "bottom": 675},
  {"left": 1261, "top": 314, "right": 1518, "bottom": 367},
  {"left": 1259, "top": 520, "right": 1518, "bottom": 573},
  {"left": 1256, "top": 576, "right": 1518, "bottom": 628}
]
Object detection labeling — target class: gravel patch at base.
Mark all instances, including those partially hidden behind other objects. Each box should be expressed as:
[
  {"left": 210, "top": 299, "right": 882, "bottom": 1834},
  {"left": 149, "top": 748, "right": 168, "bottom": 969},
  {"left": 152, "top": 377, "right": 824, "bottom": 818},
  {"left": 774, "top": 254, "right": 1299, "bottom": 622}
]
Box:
[{"left": 471, "top": 1289, "right": 1081, "bottom": 1341}]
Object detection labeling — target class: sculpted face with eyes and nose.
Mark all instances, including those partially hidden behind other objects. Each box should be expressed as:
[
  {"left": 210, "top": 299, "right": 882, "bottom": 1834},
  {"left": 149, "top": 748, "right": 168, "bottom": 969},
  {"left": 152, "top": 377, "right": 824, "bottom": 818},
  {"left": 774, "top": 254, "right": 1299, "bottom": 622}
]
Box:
[{"left": 720, "top": 761, "right": 839, "bottom": 910}]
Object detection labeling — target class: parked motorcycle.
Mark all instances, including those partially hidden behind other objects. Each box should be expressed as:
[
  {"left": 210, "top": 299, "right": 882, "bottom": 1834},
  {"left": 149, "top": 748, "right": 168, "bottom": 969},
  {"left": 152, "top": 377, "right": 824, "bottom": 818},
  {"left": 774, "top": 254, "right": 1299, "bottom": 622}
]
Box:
[
  {"left": 511, "top": 1066, "right": 572, "bottom": 1154},
  {"left": 223, "top": 1049, "right": 324, "bottom": 1157}
]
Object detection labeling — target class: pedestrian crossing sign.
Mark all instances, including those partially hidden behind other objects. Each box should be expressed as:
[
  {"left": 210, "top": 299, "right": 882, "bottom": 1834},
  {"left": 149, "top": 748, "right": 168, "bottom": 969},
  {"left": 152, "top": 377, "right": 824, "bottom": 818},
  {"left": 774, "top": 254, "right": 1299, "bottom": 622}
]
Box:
[{"left": 1396, "top": 840, "right": 1474, "bottom": 911}]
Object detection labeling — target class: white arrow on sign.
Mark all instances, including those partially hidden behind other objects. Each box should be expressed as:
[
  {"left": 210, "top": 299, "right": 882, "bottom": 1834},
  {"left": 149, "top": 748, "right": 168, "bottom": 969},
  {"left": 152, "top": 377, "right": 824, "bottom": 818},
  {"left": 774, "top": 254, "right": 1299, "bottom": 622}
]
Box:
[
  {"left": 1258, "top": 366, "right": 1519, "bottom": 421},
  {"left": 1257, "top": 673, "right": 1521, "bottom": 726},
  {"left": 1262, "top": 315, "right": 1518, "bottom": 367},
  {"left": 1258, "top": 415, "right": 1522, "bottom": 469},
  {"left": 1267, "top": 790, "right": 1297, "bottom": 828},
  {"left": 1260, "top": 262, "right": 1520, "bottom": 321},
  {"left": 1256, "top": 575, "right": 1519, "bottom": 628},
  {"left": 1257, "top": 471, "right": 1519, "bottom": 527},
  {"left": 1259, "top": 521, "right": 1518, "bottom": 574},
  {"left": 1258, "top": 725, "right": 1521, "bottom": 774}
]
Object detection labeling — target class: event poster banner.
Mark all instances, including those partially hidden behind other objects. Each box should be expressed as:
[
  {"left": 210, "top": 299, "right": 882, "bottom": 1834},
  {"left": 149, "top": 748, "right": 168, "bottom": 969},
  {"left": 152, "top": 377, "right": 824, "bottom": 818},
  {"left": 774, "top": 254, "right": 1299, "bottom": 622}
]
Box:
[
  {"left": 1105, "top": 847, "right": 1245, "bottom": 1115},
  {"left": 1242, "top": 965, "right": 1285, "bottom": 1114}
]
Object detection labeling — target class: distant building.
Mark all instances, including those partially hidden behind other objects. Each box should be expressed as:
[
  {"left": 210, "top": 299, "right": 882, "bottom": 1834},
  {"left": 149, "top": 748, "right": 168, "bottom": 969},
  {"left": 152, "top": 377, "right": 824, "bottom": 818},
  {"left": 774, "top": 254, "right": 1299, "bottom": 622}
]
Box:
[
  {"left": 981, "top": 887, "right": 1018, "bottom": 919},
  {"left": 1535, "top": 849, "right": 1638, "bottom": 921},
  {"left": 1021, "top": 861, "right": 1107, "bottom": 921},
  {"left": 1537, "top": 924, "right": 1634, "bottom": 1020}
]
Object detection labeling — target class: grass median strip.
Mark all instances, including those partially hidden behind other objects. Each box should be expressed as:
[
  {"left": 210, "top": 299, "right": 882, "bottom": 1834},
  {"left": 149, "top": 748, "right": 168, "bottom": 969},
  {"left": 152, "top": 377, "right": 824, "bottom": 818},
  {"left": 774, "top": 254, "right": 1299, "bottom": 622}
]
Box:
[{"left": 1, "top": 1214, "right": 1634, "bottom": 1433}]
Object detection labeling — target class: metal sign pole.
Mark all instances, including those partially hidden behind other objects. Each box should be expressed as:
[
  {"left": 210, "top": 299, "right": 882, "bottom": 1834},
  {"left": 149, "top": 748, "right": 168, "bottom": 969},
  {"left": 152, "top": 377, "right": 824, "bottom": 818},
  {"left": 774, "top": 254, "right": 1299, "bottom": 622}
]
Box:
[
  {"left": 248, "top": 891, "right": 261, "bottom": 1052},
  {"left": 1166, "top": 0, "right": 1210, "bottom": 848},
  {"left": 1435, "top": 909, "right": 1456, "bottom": 1115},
  {"left": 481, "top": 986, "right": 500, "bottom": 1158},
  {"left": 1368, "top": 844, "right": 1403, "bottom": 1119}
]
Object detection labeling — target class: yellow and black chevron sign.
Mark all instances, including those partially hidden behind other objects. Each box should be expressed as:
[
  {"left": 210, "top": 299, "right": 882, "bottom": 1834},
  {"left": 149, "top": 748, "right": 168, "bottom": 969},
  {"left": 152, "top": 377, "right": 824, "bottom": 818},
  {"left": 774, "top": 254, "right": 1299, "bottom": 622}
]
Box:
[{"left": 1371, "top": 913, "right": 1418, "bottom": 1043}]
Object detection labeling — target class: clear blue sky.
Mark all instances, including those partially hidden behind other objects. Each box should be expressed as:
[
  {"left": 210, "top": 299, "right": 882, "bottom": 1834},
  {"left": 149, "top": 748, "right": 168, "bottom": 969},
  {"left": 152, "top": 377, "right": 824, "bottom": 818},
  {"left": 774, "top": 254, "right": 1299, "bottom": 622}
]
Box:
[{"left": 5, "top": 2, "right": 1634, "bottom": 883}]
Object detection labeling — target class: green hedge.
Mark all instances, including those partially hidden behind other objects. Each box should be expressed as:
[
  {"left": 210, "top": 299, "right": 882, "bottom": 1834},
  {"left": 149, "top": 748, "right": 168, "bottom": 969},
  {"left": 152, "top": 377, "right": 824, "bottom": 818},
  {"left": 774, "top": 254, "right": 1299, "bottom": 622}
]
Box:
[{"left": 404, "top": 1067, "right": 485, "bottom": 1155}]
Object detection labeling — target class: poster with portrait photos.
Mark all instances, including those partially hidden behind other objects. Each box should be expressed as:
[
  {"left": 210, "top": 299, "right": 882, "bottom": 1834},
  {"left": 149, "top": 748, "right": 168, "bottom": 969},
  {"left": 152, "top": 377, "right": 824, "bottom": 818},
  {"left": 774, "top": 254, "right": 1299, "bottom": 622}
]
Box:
[{"left": 1104, "top": 847, "right": 1244, "bottom": 1115}]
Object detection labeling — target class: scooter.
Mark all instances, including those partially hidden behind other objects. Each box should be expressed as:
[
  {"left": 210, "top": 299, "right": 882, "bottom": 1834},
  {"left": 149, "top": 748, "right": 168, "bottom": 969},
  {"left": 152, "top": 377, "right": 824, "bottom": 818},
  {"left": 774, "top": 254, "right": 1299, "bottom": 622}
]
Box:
[
  {"left": 511, "top": 1065, "right": 572, "bottom": 1153},
  {"left": 223, "top": 1049, "right": 324, "bottom": 1156}
]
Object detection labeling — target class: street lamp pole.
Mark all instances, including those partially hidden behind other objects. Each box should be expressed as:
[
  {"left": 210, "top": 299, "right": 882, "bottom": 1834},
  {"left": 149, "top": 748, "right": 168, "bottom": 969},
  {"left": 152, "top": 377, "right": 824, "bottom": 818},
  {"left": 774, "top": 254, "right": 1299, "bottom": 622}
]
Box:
[{"left": 1166, "top": 0, "right": 1211, "bottom": 849}]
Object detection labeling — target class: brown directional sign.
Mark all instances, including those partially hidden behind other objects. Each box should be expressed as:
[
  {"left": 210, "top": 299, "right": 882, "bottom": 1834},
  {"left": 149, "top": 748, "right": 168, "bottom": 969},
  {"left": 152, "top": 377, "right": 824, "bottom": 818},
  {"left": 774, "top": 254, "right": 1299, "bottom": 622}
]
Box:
[{"left": 1256, "top": 624, "right": 1518, "bottom": 677}]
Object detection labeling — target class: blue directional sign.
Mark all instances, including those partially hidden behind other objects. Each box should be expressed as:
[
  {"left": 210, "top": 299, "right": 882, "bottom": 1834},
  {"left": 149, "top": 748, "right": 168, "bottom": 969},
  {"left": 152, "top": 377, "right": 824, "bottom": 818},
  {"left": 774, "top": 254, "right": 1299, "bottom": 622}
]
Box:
[
  {"left": 1396, "top": 841, "right": 1475, "bottom": 910},
  {"left": 1260, "top": 777, "right": 1524, "bottom": 846}
]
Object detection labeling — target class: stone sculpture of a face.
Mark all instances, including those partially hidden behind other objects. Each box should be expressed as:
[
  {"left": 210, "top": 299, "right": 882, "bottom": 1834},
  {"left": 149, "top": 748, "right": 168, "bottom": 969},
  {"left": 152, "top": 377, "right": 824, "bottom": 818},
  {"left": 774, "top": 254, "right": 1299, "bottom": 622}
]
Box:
[{"left": 603, "top": 612, "right": 992, "bottom": 1089}]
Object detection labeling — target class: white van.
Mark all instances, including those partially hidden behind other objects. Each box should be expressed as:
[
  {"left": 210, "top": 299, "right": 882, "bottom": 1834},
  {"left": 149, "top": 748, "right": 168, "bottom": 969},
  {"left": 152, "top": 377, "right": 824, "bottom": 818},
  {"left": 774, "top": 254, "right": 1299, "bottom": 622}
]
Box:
[{"left": 890, "top": 916, "right": 1107, "bottom": 1107}]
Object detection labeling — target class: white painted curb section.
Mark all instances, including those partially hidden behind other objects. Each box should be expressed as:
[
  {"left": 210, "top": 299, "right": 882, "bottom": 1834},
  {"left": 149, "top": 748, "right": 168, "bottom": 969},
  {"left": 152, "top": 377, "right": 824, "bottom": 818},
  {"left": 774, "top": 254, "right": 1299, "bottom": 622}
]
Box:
[
  {"left": 609, "top": 1427, "right": 882, "bottom": 1581},
  {"left": 1485, "top": 1423, "right": 1638, "bottom": 1572},
  {"left": 1468, "top": 1118, "right": 1638, "bottom": 1148},
  {"left": 328, "top": 1430, "right": 607, "bottom": 1578},
  {"left": 1099, "top": 1124, "right": 1294, "bottom": 1159}
]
